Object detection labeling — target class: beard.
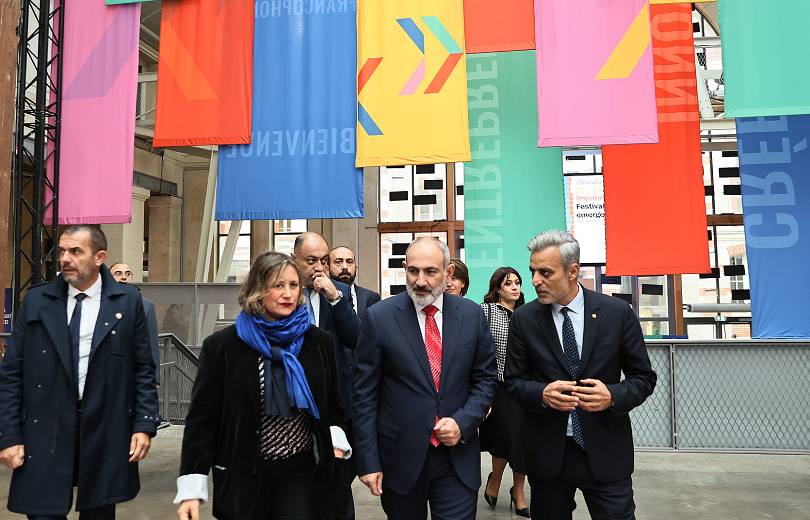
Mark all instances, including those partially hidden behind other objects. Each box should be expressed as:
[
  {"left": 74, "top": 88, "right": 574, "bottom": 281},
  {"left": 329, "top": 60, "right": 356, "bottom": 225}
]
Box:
[
  {"left": 406, "top": 281, "right": 445, "bottom": 307},
  {"left": 335, "top": 269, "right": 355, "bottom": 285}
]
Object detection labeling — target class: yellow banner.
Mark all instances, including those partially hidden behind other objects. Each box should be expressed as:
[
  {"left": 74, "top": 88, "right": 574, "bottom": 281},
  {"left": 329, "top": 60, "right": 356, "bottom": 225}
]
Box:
[{"left": 356, "top": 0, "right": 470, "bottom": 166}]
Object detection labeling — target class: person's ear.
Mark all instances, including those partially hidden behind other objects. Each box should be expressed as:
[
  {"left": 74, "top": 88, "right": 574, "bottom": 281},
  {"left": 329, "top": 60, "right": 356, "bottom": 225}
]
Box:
[
  {"left": 446, "top": 263, "right": 456, "bottom": 279},
  {"left": 96, "top": 250, "right": 107, "bottom": 267}
]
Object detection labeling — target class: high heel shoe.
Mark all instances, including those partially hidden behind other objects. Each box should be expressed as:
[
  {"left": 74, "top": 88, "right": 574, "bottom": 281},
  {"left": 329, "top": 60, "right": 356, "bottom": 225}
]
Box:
[
  {"left": 510, "top": 486, "right": 530, "bottom": 518},
  {"left": 483, "top": 472, "right": 498, "bottom": 510}
]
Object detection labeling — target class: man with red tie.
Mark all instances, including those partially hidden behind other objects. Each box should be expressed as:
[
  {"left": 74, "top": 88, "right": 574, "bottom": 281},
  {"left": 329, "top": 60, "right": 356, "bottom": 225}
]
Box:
[{"left": 353, "top": 237, "right": 497, "bottom": 519}]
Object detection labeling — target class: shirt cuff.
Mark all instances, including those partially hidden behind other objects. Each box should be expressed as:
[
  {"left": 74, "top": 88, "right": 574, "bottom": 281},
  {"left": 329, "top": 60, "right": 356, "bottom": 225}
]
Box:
[
  {"left": 174, "top": 474, "right": 208, "bottom": 504},
  {"left": 330, "top": 426, "right": 353, "bottom": 459},
  {"left": 328, "top": 292, "right": 343, "bottom": 306}
]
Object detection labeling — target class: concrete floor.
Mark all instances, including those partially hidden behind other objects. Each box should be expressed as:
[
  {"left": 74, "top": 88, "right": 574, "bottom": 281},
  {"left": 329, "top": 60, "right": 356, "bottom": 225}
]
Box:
[{"left": 0, "top": 427, "right": 807, "bottom": 519}]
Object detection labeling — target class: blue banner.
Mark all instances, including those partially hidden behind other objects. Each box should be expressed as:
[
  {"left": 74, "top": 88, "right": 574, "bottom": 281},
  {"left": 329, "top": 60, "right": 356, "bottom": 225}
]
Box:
[
  {"left": 216, "top": 1, "right": 364, "bottom": 220},
  {"left": 738, "top": 116, "right": 810, "bottom": 338}
]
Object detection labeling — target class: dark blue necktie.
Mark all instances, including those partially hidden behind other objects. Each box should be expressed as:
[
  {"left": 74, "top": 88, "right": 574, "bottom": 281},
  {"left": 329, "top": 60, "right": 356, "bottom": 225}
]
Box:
[
  {"left": 561, "top": 307, "right": 586, "bottom": 450},
  {"left": 69, "top": 293, "right": 87, "bottom": 399}
]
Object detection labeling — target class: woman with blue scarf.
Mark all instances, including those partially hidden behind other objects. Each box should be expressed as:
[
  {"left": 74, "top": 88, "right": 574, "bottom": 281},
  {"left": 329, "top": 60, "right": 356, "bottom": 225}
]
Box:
[{"left": 175, "top": 252, "right": 350, "bottom": 520}]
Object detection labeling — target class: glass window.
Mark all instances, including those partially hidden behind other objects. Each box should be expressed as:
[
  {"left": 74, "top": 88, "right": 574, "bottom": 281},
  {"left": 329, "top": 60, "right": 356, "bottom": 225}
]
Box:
[
  {"left": 414, "top": 163, "right": 447, "bottom": 222},
  {"left": 217, "top": 221, "right": 251, "bottom": 283},
  {"left": 273, "top": 219, "right": 307, "bottom": 254},
  {"left": 455, "top": 162, "right": 465, "bottom": 221},
  {"left": 380, "top": 232, "right": 412, "bottom": 299},
  {"left": 379, "top": 166, "right": 414, "bottom": 223}
]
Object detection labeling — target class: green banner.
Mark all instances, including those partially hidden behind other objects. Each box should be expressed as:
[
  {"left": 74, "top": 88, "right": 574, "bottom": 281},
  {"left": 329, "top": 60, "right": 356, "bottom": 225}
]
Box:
[
  {"left": 720, "top": 0, "right": 810, "bottom": 117},
  {"left": 464, "top": 51, "right": 565, "bottom": 303}
]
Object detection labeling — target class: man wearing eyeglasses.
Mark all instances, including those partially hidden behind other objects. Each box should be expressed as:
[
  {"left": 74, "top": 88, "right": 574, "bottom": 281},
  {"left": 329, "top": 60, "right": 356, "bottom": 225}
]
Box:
[
  {"left": 292, "top": 232, "right": 360, "bottom": 520},
  {"left": 110, "top": 263, "right": 165, "bottom": 430}
]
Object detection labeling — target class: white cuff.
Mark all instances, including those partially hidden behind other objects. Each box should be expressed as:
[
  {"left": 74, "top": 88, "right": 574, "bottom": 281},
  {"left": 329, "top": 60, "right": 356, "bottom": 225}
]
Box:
[
  {"left": 330, "top": 426, "right": 353, "bottom": 459},
  {"left": 328, "top": 292, "right": 343, "bottom": 306},
  {"left": 174, "top": 474, "right": 208, "bottom": 504}
]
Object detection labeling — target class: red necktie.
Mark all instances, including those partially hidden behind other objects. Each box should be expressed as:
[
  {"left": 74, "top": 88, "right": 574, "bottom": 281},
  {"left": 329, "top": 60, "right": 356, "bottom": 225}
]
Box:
[{"left": 424, "top": 304, "right": 442, "bottom": 447}]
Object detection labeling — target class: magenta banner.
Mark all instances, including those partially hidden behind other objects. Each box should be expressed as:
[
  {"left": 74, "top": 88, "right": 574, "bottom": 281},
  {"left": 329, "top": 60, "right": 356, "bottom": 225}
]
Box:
[
  {"left": 50, "top": 1, "right": 140, "bottom": 224},
  {"left": 535, "top": 0, "right": 658, "bottom": 147}
]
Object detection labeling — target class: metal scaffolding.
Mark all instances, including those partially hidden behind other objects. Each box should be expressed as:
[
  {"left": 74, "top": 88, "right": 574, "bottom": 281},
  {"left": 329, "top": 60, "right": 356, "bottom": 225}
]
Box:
[{"left": 11, "top": 0, "right": 64, "bottom": 313}]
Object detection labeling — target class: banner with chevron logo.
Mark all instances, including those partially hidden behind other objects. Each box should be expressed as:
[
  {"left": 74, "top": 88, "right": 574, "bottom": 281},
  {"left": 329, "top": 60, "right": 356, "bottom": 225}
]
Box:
[
  {"left": 535, "top": 0, "right": 658, "bottom": 147},
  {"left": 153, "top": 0, "right": 253, "bottom": 147},
  {"left": 356, "top": 0, "right": 470, "bottom": 167}
]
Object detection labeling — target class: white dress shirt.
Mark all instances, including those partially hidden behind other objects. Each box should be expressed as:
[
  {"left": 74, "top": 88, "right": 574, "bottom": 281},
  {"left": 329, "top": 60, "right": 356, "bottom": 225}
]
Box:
[
  {"left": 67, "top": 274, "right": 102, "bottom": 400},
  {"left": 350, "top": 284, "right": 358, "bottom": 314},
  {"left": 414, "top": 295, "right": 444, "bottom": 343},
  {"left": 308, "top": 289, "right": 322, "bottom": 326},
  {"left": 550, "top": 284, "right": 585, "bottom": 437}
]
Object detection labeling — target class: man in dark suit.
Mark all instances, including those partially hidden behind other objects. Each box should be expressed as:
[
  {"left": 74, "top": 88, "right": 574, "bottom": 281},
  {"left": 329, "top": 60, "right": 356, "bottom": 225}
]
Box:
[
  {"left": 329, "top": 245, "right": 381, "bottom": 322},
  {"left": 505, "top": 230, "right": 656, "bottom": 520},
  {"left": 0, "top": 225, "right": 158, "bottom": 519},
  {"left": 292, "top": 232, "right": 361, "bottom": 520},
  {"left": 353, "top": 237, "right": 497, "bottom": 520}
]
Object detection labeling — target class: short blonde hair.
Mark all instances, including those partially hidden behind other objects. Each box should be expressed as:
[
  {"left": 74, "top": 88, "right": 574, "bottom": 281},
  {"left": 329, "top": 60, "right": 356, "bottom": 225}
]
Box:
[{"left": 239, "top": 251, "right": 305, "bottom": 316}]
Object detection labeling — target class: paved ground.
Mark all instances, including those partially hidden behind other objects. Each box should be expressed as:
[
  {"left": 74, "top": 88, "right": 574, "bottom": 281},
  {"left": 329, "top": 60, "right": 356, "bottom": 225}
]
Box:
[{"left": 0, "top": 427, "right": 807, "bottom": 519}]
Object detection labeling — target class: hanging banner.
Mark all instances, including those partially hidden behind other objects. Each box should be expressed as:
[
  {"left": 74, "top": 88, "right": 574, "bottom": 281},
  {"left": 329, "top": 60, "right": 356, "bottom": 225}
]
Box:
[
  {"left": 356, "top": 0, "right": 470, "bottom": 167},
  {"left": 216, "top": 0, "right": 363, "bottom": 220},
  {"left": 51, "top": 1, "right": 140, "bottom": 224},
  {"left": 153, "top": 0, "right": 253, "bottom": 147},
  {"left": 465, "top": 51, "right": 565, "bottom": 303},
  {"left": 535, "top": 0, "right": 658, "bottom": 147},
  {"left": 720, "top": 0, "right": 810, "bottom": 118},
  {"left": 464, "top": 0, "right": 534, "bottom": 53},
  {"left": 602, "top": 3, "right": 709, "bottom": 275},
  {"left": 106, "top": 0, "right": 155, "bottom": 4},
  {"left": 738, "top": 115, "right": 810, "bottom": 338}
]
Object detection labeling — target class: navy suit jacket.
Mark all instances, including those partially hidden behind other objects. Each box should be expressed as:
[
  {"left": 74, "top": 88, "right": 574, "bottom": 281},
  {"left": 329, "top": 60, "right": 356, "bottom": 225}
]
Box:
[
  {"left": 504, "top": 288, "right": 656, "bottom": 483},
  {"left": 353, "top": 284, "right": 381, "bottom": 323},
  {"left": 353, "top": 292, "right": 497, "bottom": 494},
  {"left": 316, "top": 279, "right": 360, "bottom": 420}
]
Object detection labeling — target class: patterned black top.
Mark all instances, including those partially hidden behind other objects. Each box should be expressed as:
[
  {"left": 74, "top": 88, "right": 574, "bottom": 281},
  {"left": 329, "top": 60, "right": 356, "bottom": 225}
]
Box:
[
  {"left": 258, "top": 357, "right": 314, "bottom": 461},
  {"left": 481, "top": 303, "right": 513, "bottom": 382}
]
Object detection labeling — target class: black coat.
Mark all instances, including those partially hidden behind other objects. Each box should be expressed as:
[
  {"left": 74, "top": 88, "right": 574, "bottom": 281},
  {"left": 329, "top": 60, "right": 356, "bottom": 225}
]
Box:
[
  {"left": 504, "top": 288, "right": 657, "bottom": 483},
  {"left": 180, "top": 324, "right": 345, "bottom": 520},
  {"left": 315, "top": 280, "right": 360, "bottom": 420},
  {"left": 353, "top": 292, "right": 497, "bottom": 494},
  {"left": 353, "top": 284, "right": 381, "bottom": 324},
  {"left": 0, "top": 267, "right": 158, "bottom": 515}
]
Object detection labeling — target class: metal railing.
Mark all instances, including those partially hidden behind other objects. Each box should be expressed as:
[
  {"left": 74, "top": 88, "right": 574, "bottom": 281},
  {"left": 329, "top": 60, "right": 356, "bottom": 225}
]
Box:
[
  {"left": 632, "top": 340, "right": 810, "bottom": 453},
  {"left": 158, "top": 333, "right": 199, "bottom": 425}
]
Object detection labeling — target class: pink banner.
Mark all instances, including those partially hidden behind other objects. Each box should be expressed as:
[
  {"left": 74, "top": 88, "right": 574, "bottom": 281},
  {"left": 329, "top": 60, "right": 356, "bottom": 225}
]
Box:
[
  {"left": 50, "top": 2, "right": 140, "bottom": 224},
  {"left": 535, "top": 0, "right": 658, "bottom": 147}
]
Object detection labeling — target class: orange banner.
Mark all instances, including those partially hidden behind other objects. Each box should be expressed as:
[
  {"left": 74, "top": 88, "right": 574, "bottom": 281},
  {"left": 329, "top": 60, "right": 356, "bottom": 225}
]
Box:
[
  {"left": 153, "top": 0, "right": 253, "bottom": 147},
  {"left": 464, "top": 0, "right": 534, "bottom": 53},
  {"left": 602, "top": 3, "right": 710, "bottom": 275}
]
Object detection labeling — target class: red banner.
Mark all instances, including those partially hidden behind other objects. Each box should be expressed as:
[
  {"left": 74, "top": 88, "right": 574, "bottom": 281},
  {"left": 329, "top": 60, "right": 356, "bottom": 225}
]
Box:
[
  {"left": 464, "top": 0, "right": 535, "bottom": 53},
  {"left": 153, "top": 0, "right": 253, "bottom": 147},
  {"left": 602, "top": 3, "right": 710, "bottom": 275}
]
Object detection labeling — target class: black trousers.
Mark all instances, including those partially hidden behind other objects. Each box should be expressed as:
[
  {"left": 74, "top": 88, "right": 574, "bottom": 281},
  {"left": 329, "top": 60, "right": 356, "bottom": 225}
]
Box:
[
  {"left": 254, "top": 451, "right": 317, "bottom": 520},
  {"left": 27, "top": 504, "right": 114, "bottom": 520},
  {"left": 528, "top": 439, "right": 635, "bottom": 520},
  {"left": 380, "top": 445, "right": 476, "bottom": 520}
]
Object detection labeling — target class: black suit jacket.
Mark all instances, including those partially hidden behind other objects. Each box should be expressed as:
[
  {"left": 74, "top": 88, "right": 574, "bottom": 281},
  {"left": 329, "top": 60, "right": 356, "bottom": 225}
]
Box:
[
  {"left": 353, "top": 284, "right": 381, "bottom": 323},
  {"left": 0, "top": 266, "right": 157, "bottom": 515},
  {"left": 353, "top": 292, "right": 497, "bottom": 494},
  {"left": 315, "top": 280, "right": 360, "bottom": 420},
  {"left": 180, "top": 325, "right": 345, "bottom": 520},
  {"left": 504, "top": 288, "right": 656, "bottom": 483}
]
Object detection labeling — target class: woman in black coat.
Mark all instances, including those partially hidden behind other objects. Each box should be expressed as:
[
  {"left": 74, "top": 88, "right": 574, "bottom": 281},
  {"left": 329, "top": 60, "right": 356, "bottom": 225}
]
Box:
[{"left": 175, "top": 251, "right": 350, "bottom": 520}]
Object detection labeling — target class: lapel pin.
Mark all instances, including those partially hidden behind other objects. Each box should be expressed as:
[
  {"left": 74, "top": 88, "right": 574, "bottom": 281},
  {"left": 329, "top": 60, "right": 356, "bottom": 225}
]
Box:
[
  {"left": 592, "top": 313, "right": 597, "bottom": 319},
  {"left": 115, "top": 312, "right": 123, "bottom": 320}
]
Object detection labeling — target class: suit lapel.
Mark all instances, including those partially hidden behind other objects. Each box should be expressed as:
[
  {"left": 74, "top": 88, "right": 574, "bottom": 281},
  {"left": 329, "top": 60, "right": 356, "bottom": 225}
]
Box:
[
  {"left": 438, "top": 294, "right": 461, "bottom": 397},
  {"left": 39, "top": 277, "right": 72, "bottom": 379},
  {"left": 579, "top": 289, "right": 601, "bottom": 372},
  {"left": 393, "top": 295, "right": 436, "bottom": 392},
  {"left": 537, "top": 303, "right": 574, "bottom": 378},
  {"left": 90, "top": 268, "right": 127, "bottom": 356}
]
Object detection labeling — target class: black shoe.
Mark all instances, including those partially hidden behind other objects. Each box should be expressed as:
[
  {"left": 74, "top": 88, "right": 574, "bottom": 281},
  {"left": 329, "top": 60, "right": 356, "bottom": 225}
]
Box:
[
  {"left": 483, "top": 472, "right": 497, "bottom": 510},
  {"left": 510, "top": 486, "right": 530, "bottom": 518}
]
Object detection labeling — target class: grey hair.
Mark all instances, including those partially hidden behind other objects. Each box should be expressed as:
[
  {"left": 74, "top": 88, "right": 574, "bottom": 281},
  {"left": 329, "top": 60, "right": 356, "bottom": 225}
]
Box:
[
  {"left": 406, "top": 237, "right": 451, "bottom": 268},
  {"left": 527, "top": 230, "right": 580, "bottom": 269}
]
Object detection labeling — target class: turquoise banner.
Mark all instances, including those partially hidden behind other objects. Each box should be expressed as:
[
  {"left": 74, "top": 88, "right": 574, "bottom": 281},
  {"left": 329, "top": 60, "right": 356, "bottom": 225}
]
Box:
[
  {"left": 720, "top": 0, "right": 810, "bottom": 117},
  {"left": 464, "top": 51, "right": 566, "bottom": 303}
]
